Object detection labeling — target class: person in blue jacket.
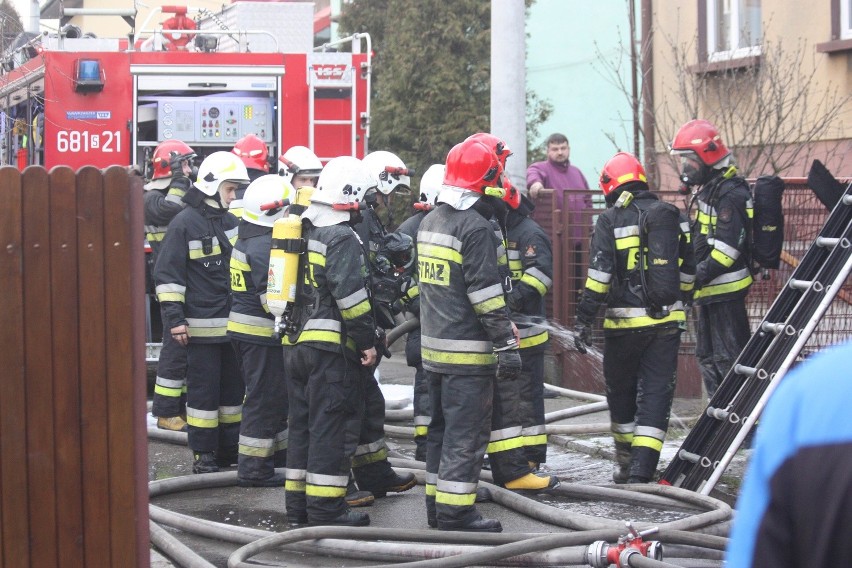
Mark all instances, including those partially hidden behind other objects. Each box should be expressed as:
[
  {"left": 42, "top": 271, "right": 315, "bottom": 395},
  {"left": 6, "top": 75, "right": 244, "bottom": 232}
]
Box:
[{"left": 726, "top": 339, "right": 852, "bottom": 567}]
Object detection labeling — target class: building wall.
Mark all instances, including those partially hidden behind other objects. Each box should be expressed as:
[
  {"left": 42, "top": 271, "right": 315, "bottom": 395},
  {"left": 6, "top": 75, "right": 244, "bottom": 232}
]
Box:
[
  {"left": 526, "top": 0, "right": 635, "bottom": 186},
  {"left": 652, "top": 0, "right": 852, "bottom": 187}
]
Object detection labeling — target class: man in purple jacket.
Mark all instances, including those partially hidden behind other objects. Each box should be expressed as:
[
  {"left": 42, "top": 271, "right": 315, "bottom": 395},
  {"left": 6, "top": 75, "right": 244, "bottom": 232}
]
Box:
[{"left": 526, "top": 132, "right": 591, "bottom": 298}]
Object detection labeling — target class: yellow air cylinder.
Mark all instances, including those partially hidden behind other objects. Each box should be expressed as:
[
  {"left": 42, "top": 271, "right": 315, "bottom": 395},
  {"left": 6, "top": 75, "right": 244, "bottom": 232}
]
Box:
[{"left": 267, "top": 214, "right": 302, "bottom": 320}]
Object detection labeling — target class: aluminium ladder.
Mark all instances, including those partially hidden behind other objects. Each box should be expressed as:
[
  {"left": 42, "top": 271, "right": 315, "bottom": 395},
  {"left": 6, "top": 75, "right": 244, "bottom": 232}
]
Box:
[{"left": 662, "top": 182, "right": 852, "bottom": 494}]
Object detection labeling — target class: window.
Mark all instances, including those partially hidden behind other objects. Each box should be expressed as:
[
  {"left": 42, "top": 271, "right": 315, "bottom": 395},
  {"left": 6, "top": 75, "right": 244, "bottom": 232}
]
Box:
[
  {"left": 815, "top": 0, "right": 852, "bottom": 53},
  {"left": 841, "top": 0, "right": 852, "bottom": 39},
  {"left": 706, "top": 0, "right": 762, "bottom": 62}
]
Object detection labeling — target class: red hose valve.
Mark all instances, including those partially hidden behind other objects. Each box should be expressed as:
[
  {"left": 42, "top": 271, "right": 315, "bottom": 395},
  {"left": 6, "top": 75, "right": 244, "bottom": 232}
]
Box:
[{"left": 585, "top": 522, "right": 663, "bottom": 567}]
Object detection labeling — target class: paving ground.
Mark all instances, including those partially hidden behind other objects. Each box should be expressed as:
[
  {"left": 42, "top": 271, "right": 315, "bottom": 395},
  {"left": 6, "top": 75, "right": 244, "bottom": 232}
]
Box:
[{"left": 147, "top": 348, "right": 744, "bottom": 567}]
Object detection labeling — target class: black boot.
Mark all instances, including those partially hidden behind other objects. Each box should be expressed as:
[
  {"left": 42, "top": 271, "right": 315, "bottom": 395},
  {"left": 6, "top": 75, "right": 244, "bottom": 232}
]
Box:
[
  {"left": 238, "top": 472, "right": 287, "bottom": 488},
  {"left": 438, "top": 514, "right": 502, "bottom": 533},
  {"left": 370, "top": 470, "right": 417, "bottom": 498},
  {"left": 216, "top": 449, "right": 238, "bottom": 468},
  {"left": 613, "top": 442, "right": 632, "bottom": 484},
  {"left": 345, "top": 476, "right": 375, "bottom": 507},
  {"left": 474, "top": 486, "right": 492, "bottom": 502},
  {"left": 311, "top": 510, "right": 370, "bottom": 527},
  {"left": 192, "top": 452, "right": 219, "bottom": 474}
]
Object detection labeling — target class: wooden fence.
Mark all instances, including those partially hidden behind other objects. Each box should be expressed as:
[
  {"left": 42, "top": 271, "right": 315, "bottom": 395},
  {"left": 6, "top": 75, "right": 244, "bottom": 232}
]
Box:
[{"left": 0, "top": 166, "right": 149, "bottom": 567}]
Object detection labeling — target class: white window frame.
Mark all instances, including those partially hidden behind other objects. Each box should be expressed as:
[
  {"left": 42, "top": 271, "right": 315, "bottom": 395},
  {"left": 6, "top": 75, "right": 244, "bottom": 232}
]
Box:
[
  {"left": 707, "top": 0, "right": 763, "bottom": 62},
  {"left": 841, "top": 0, "right": 852, "bottom": 39}
]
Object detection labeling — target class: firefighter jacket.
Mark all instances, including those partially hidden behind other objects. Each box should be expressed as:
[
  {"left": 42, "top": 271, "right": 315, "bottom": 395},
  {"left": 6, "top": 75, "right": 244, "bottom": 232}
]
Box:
[
  {"left": 693, "top": 174, "right": 754, "bottom": 306},
  {"left": 396, "top": 210, "right": 426, "bottom": 317},
  {"left": 226, "top": 222, "right": 278, "bottom": 346},
  {"left": 354, "top": 204, "right": 386, "bottom": 263},
  {"left": 417, "top": 203, "right": 517, "bottom": 376},
  {"left": 576, "top": 190, "right": 696, "bottom": 335},
  {"left": 143, "top": 177, "right": 189, "bottom": 261},
  {"left": 287, "top": 222, "right": 376, "bottom": 361},
  {"left": 506, "top": 207, "right": 553, "bottom": 353},
  {"left": 397, "top": 210, "right": 425, "bottom": 367},
  {"left": 154, "top": 197, "right": 238, "bottom": 343}
]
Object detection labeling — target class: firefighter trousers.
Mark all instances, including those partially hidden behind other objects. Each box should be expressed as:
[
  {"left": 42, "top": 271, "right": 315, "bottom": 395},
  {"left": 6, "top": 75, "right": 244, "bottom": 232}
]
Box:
[
  {"left": 283, "top": 345, "right": 361, "bottom": 523},
  {"left": 425, "top": 371, "right": 493, "bottom": 526},
  {"left": 232, "top": 339, "right": 288, "bottom": 481},
  {"left": 185, "top": 342, "right": 244, "bottom": 459},
  {"left": 152, "top": 307, "right": 187, "bottom": 418},
  {"left": 351, "top": 365, "right": 398, "bottom": 493},
  {"left": 518, "top": 351, "right": 547, "bottom": 465},
  {"left": 487, "top": 373, "right": 532, "bottom": 485},
  {"left": 695, "top": 298, "right": 751, "bottom": 398},
  {"left": 412, "top": 363, "right": 430, "bottom": 462},
  {"left": 603, "top": 327, "right": 680, "bottom": 481}
]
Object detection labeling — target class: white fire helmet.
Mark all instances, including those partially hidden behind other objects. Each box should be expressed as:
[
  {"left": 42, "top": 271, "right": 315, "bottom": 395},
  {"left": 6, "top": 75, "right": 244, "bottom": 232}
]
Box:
[
  {"left": 242, "top": 174, "right": 294, "bottom": 227},
  {"left": 278, "top": 145, "right": 323, "bottom": 186},
  {"left": 362, "top": 150, "right": 413, "bottom": 195},
  {"left": 305, "top": 156, "right": 376, "bottom": 227},
  {"left": 194, "top": 151, "right": 251, "bottom": 196},
  {"left": 416, "top": 164, "right": 445, "bottom": 211}
]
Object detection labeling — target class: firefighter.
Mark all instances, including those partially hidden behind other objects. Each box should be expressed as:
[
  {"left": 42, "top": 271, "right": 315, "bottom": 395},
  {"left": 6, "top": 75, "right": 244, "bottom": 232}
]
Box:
[
  {"left": 358, "top": 150, "right": 413, "bottom": 263},
  {"left": 154, "top": 151, "right": 250, "bottom": 474},
  {"left": 347, "top": 150, "right": 417, "bottom": 502},
  {"left": 396, "top": 164, "right": 444, "bottom": 462},
  {"left": 573, "top": 152, "right": 695, "bottom": 484},
  {"left": 505, "top": 193, "right": 553, "bottom": 470},
  {"left": 670, "top": 119, "right": 753, "bottom": 399},
  {"left": 227, "top": 174, "right": 293, "bottom": 487},
  {"left": 230, "top": 133, "right": 271, "bottom": 218},
  {"left": 419, "top": 137, "right": 530, "bottom": 533},
  {"left": 278, "top": 145, "right": 323, "bottom": 189},
  {"left": 464, "top": 132, "right": 557, "bottom": 492},
  {"left": 144, "top": 139, "right": 196, "bottom": 432},
  {"left": 282, "top": 156, "right": 383, "bottom": 526}
]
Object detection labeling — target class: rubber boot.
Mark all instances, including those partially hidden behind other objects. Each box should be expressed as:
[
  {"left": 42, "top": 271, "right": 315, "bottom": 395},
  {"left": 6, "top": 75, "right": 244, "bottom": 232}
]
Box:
[
  {"left": 192, "top": 452, "right": 219, "bottom": 474},
  {"left": 157, "top": 415, "right": 188, "bottom": 432},
  {"left": 238, "top": 471, "right": 287, "bottom": 488},
  {"left": 627, "top": 476, "right": 651, "bottom": 484},
  {"left": 216, "top": 447, "right": 239, "bottom": 468},
  {"left": 613, "top": 442, "right": 632, "bottom": 484},
  {"left": 474, "top": 486, "right": 492, "bottom": 502},
  {"left": 345, "top": 476, "right": 375, "bottom": 507},
  {"left": 311, "top": 510, "right": 370, "bottom": 527},
  {"left": 504, "top": 472, "right": 560, "bottom": 492},
  {"left": 438, "top": 514, "right": 502, "bottom": 533},
  {"left": 368, "top": 470, "right": 417, "bottom": 498}
]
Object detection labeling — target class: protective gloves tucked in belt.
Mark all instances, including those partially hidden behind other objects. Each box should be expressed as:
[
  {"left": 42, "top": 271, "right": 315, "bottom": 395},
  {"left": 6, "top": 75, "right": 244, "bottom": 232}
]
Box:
[
  {"left": 495, "top": 348, "right": 522, "bottom": 381},
  {"left": 574, "top": 322, "right": 592, "bottom": 354}
]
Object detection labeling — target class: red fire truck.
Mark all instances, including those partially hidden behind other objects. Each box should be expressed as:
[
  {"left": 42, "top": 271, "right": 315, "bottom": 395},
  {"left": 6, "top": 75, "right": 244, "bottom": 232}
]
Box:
[
  {"left": 0, "top": 2, "right": 371, "bottom": 171},
  {"left": 0, "top": 3, "right": 372, "bottom": 351}
]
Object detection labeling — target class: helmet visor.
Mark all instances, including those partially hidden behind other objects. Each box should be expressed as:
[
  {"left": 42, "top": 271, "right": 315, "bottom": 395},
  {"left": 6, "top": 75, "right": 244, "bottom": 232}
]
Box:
[{"left": 673, "top": 150, "right": 705, "bottom": 186}]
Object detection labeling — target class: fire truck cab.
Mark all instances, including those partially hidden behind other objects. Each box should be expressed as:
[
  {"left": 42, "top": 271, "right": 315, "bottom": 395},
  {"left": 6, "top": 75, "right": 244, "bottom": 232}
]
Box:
[{"left": 0, "top": 2, "right": 371, "bottom": 172}]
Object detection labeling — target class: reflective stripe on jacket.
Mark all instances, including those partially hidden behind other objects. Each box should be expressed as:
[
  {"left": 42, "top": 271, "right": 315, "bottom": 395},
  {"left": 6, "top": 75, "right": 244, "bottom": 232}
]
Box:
[
  {"left": 507, "top": 213, "right": 552, "bottom": 352},
  {"left": 227, "top": 222, "right": 278, "bottom": 345},
  {"left": 693, "top": 175, "right": 754, "bottom": 305},
  {"left": 576, "top": 191, "right": 696, "bottom": 335},
  {"left": 287, "top": 223, "right": 375, "bottom": 358},
  {"left": 417, "top": 204, "right": 516, "bottom": 375},
  {"left": 153, "top": 202, "right": 238, "bottom": 343}
]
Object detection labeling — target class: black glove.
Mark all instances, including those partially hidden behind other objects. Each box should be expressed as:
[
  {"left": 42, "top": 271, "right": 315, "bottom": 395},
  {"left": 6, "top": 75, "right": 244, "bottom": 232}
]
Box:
[
  {"left": 171, "top": 175, "right": 192, "bottom": 192},
  {"left": 495, "top": 349, "right": 522, "bottom": 381},
  {"left": 574, "top": 323, "right": 592, "bottom": 354},
  {"left": 375, "top": 327, "right": 391, "bottom": 359}
]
